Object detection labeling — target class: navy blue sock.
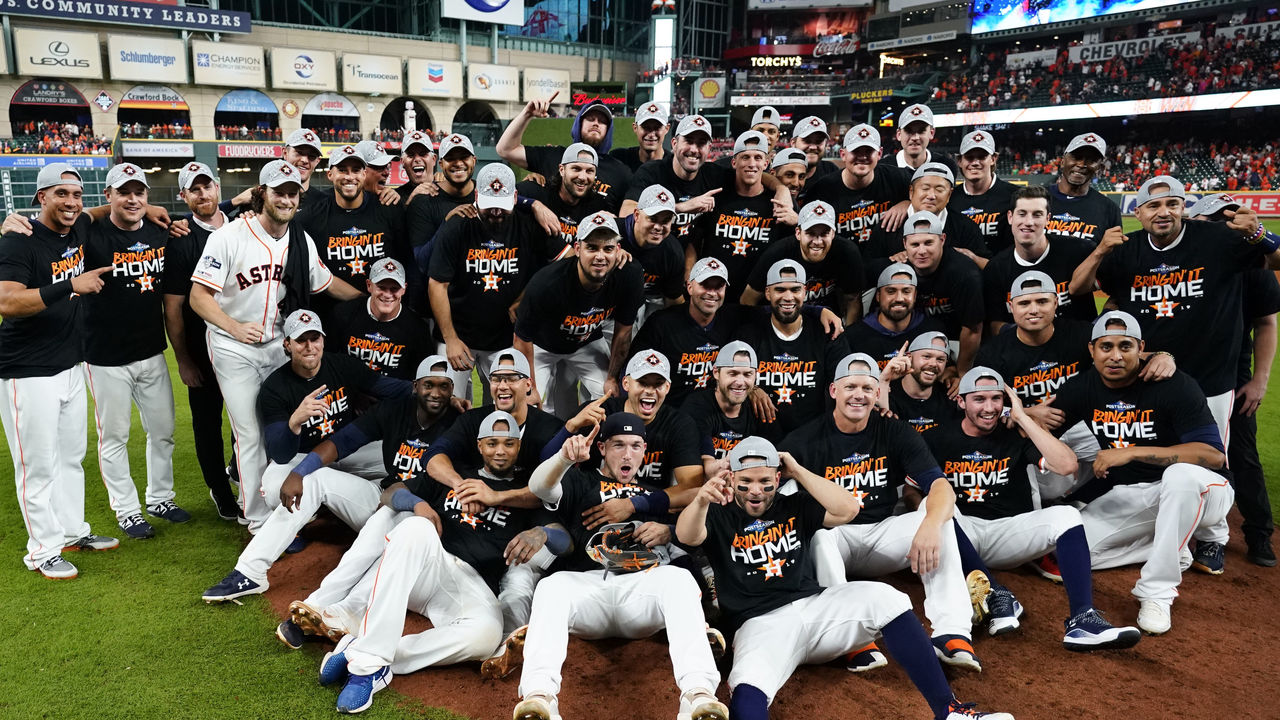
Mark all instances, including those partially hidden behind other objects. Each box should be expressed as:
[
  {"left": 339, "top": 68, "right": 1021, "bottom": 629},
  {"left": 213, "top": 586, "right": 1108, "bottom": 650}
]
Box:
[
  {"left": 880, "top": 612, "right": 954, "bottom": 720},
  {"left": 728, "top": 684, "right": 769, "bottom": 720},
  {"left": 1056, "top": 525, "right": 1094, "bottom": 616},
  {"left": 954, "top": 523, "right": 998, "bottom": 583}
]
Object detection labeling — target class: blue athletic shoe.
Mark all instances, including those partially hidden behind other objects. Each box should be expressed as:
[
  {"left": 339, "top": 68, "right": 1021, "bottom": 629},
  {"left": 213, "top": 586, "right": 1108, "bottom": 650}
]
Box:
[
  {"left": 1191, "top": 541, "right": 1225, "bottom": 575},
  {"left": 320, "top": 635, "right": 355, "bottom": 686},
  {"left": 336, "top": 666, "right": 393, "bottom": 714},
  {"left": 275, "top": 619, "right": 305, "bottom": 650},
  {"left": 284, "top": 535, "right": 310, "bottom": 554},
  {"left": 986, "top": 586, "right": 1024, "bottom": 636},
  {"left": 201, "top": 569, "right": 267, "bottom": 603},
  {"left": 147, "top": 500, "right": 192, "bottom": 523},
  {"left": 1063, "top": 608, "right": 1142, "bottom": 651}
]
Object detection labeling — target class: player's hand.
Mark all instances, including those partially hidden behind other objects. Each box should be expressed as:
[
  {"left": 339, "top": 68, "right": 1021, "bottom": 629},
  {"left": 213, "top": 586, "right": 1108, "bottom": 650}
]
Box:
[
  {"left": 1224, "top": 206, "right": 1261, "bottom": 239},
  {"left": 525, "top": 172, "right": 548, "bottom": 187},
  {"left": 567, "top": 395, "right": 609, "bottom": 432},
  {"left": 145, "top": 205, "right": 172, "bottom": 229},
  {"left": 1, "top": 213, "right": 34, "bottom": 236},
  {"left": 408, "top": 181, "right": 440, "bottom": 201},
  {"left": 560, "top": 422, "right": 598, "bottom": 463},
  {"left": 444, "top": 204, "right": 479, "bottom": 222},
  {"left": 616, "top": 248, "right": 633, "bottom": 268},
  {"left": 504, "top": 526, "right": 548, "bottom": 565},
  {"left": 176, "top": 358, "right": 205, "bottom": 388},
  {"left": 908, "top": 521, "right": 942, "bottom": 574},
  {"left": 279, "top": 472, "right": 305, "bottom": 512},
  {"left": 697, "top": 472, "right": 733, "bottom": 506},
  {"left": 944, "top": 373, "right": 961, "bottom": 400},
  {"left": 1140, "top": 352, "right": 1176, "bottom": 381},
  {"left": 238, "top": 209, "right": 258, "bottom": 222},
  {"left": 777, "top": 450, "right": 804, "bottom": 479},
  {"left": 230, "top": 321, "right": 265, "bottom": 344},
  {"left": 1096, "top": 226, "right": 1126, "bottom": 255},
  {"left": 818, "top": 307, "right": 845, "bottom": 339},
  {"left": 530, "top": 200, "right": 561, "bottom": 237},
  {"left": 450, "top": 396, "right": 472, "bottom": 414},
  {"left": 1024, "top": 395, "right": 1065, "bottom": 431},
  {"left": 882, "top": 341, "right": 911, "bottom": 382},
  {"left": 603, "top": 377, "right": 621, "bottom": 398},
  {"left": 523, "top": 93, "right": 556, "bottom": 120},
  {"left": 377, "top": 187, "right": 400, "bottom": 206},
  {"left": 1003, "top": 383, "right": 1027, "bottom": 422},
  {"left": 678, "top": 188, "right": 721, "bottom": 214},
  {"left": 444, "top": 336, "right": 474, "bottom": 371},
  {"left": 880, "top": 199, "right": 910, "bottom": 231},
  {"left": 413, "top": 501, "right": 444, "bottom": 536},
  {"left": 750, "top": 386, "right": 777, "bottom": 423},
  {"left": 633, "top": 521, "right": 671, "bottom": 548},
  {"left": 70, "top": 265, "right": 113, "bottom": 295},
  {"left": 582, "top": 497, "right": 635, "bottom": 530},
  {"left": 954, "top": 247, "right": 983, "bottom": 266},
  {"left": 231, "top": 187, "right": 253, "bottom": 207},
  {"left": 1092, "top": 447, "right": 1132, "bottom": 478},
  {"left": 1237, "top": 376, "right": 1268, "bottom": 417},
  {"left": 168, "top": 219, "right": 191, "bottom": 238},
  {"left": 889, "top": 250, "right": 908, "bottom": 263},
  {"left": 291, "top": 384, "right": 330, "bottom": 428},
  {"left": 455, "top": 478, "right": 500, "bottom": 508},
  {"left": 771, "top": 199, "right": 798, "bottom": 226}
]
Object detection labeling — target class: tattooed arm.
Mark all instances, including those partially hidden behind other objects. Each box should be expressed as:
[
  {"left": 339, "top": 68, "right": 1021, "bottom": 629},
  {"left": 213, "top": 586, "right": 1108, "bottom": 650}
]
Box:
[{"left": 1092, "top": 441, "right": 1224, "bottom": 478}]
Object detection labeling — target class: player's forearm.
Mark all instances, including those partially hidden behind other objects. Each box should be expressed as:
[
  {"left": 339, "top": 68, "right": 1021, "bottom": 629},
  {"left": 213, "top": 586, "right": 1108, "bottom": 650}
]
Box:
[
  {"left": 619, "top": 199, "right": 638, "bottom": 217},
  {"left": 607, "top": 323, "right": 633, "bottom": 379},
  {"left": 529, "top": 454, "right": 573, "bottom": 503},
  {"left": 1127, "top": 442, "right": 1224, "bottom": 471},
  {"left": 664, "top": 465, "right": 705, "bottom": 511},
  {"left": 162, "top": 295, "right": 195, "bottom": 365},
  {"left": 957, "top": 326, "right": 981, "bottom": 373},
  {"left": 674, "top": 498, "right": 710, "bottom": 546},
  {"left": 1016, "top": 414, "right": 1078, "bottom": 476},
  {"left": 792, "top": 463, "right": 857, "bottom": 522},
  {"left": 842, "top": 293, "right": 862, "bottom": 326},
  {"left": 189, "top": 285, "right": 241, "bottom": 336},
  {"left": 1069, "top": 251, "right": 1104, "bottom": 296},
  {"left": 428, "top": 280, "right": 459, "bottom": 340},
  {"left": 921, "top": 479, "right": 956, "bottom": 526},
  {"left": 492, "top": 486, "right": 542, "bottom": 509},
  {"left": 0, "top": 281, "right": 53, "bottom": 318},
  {"left": 425, "top": 453, "right": 464, "bottom": 489},
  {"left": 739, "top": 286, "right": 763, "bottom": 306},
  {"left": 496, "top": 114, "right": 532, "bottom": 168},
  {"left": 324, "top": 276, "right": 364, "bottom": 301},
  {"left": 1250, "top": 315, "right": 1276, "bottom": 386}
]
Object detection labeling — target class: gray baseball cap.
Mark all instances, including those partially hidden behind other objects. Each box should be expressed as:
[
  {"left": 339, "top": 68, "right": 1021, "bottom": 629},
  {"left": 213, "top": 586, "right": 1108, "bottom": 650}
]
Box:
[
  {"left": 636, "top": 101, "right": 669, "bottom": 127},
  {"left": 877, "top": 262, "right": 917, "bottom": 288},
  {"left": 476, "top": 164, "right": 517, "bottom": 211},
  {"left": 960, "top": 130, "right": 996, "bottom": 156},
  {"left": 843, "top": 123, "right": 880, "bottom": 152},
  {"left": 283, "top": 309, "right": 324, "bottom": 339},
  {"left": 903, "top": 210, "right": 944, "bottom": 236},
  {"left": 957, "top": 366, "right": 1005, "bottom": 395},
  {"left": 1187, "top": 193, "right": 1241, "bottom": 218},
  {"left": 355, "top": 139, "right": 396, "bottom": 166},
  {"left": 728, "top": 435, "right": 779, "bottom": 471},
  {"left": 899, "top": 104, "right": 934, "bottom": 129},
  {"left": 637, "top": 184, "right": 677, "bottom": 217},
  {"left": 327, "top": 144, "right": 366, "bottom": 169},
  {"left": 478, "top": 410, "right": 522, "bottom": 439},
  {"left": 832, "top": 352, "right": 882, "bottom": 383},
  {"left": 488, "top": 348, "right": 532, "bottom": 378},
  {"left": 911, "top": 162, "right": 954, "bottom": 185},
  {"left": 33, "top": 162, "right": 82, "bottom": 204},
  {"left": 1065, "top": 132, "right": 1106, "bottom": 157},
  {"left": 771, "top": 148, "right": 807, "bottom": 169},
  {"left": 625, "top": 349, "right": 671, "bottom": 382},
  {"left": 751, "top": 106, "right": 781, "bottom": 128},
  {"left": 1134, "top": 175, "right": 1186, "bottom": 208},
  {"left": 368, "top": 258, "right": 406, "bottom": 287},
  {"left": 415, "top": 354, "right": 452, "bottom": 381},
  {"left": 792, "top": 116, "right": 828, "bottom": 140},
  {"left": 714, "top": 341, "right": 757, "bottom": 369},
  {"left": 798, "top": 200, "right": 836, "bottom": 231},
  {"left": 402, "top": 130, "right": 434, "bottom": 153},
  {"left": 733, "top": 130, "right": 770, "bottom": 156},
  {"left": 285, "top": 128, "right": 323, "bottom": 152},
  {"left": 765, "top": 259, "right": 807, "bottom": 286},
  {"left": 106, "top": 162, "right": 149, "bottom": 189},
  {"left": 689, "top": 257, "right": 729, "bottom": 285},
  {"left": 1009, "top": 270, "right": 1056, "bottom": 299},
  {"left": 1091, "top": 310, "right": 1143, "bottom": 342},
  {"left": 260, "top": 160, "right": 304, "bottom": 188},
  {"left": 439, "top": 133, "right": 475, "bottom": 158},
  {"left": 908, "top": 331, "right": 950, "bottom": 355},
  {"left": 675, "top": 115, "right": 712, "bottom": 138},
  {"left": 178, "top": 161, "right": 217, "bottom": 190},
  {"left": 560, "top": 142, "right": 598, "bottom": 167},
  {"left": 576, "top": 211, "right": 621, "bottom": 243}
]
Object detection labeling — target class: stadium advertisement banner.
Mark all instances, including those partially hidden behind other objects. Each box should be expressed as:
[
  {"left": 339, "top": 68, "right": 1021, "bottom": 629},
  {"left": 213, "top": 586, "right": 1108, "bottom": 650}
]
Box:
[
  {"left": 467, "top": 63, "right": 519, "bottom": 102},
  {"left": 14, "top": 27, "right": 102, "bottom": 79},
  {"left": 1067, "top": 30, "right": 1198, "bottom": 64},
  {"left": 107, "top": 35, "right": 187, "bottom": 83},
  {"left": 441, "top": 0, "right": 523, "bottom": 26},
  {"left": 1216, "top": 20, "right": 1280, "bottom": 39},
  {"left": 522, "top": 68, "right": 570, "bottom": 103},
  {"left": 731, "top": 94, "right": 830, "bottom": 106},
  {"left": 217, "top": 143, "right": 284, "bottom": 159},
  {"left": 971, "top": 0, "right": 1194, "bottom": 34},
  {"left": 694, "top": 77, "right": 726, "bottom": 110},
  {"left": 1006, "top": 49, "right": 1056, "bottom": 70},
  {"left": 747, "top": 0, "right": 869, "bottom": 8},
  {"left": 192, "top": 40, "right": 265, "bottom": 88},
  {"left": 342, "top": 53, "right": 403, "bottom": 95},
  {"left": 408, "top": 59, "right": 464, "bottom": 98},
  {"left": 271, "top": 48, "right": 338, "bottom": 92},
  {"left": 569, "top": 82, "right": 627, "bottom": 108},
  {"left": 0, "top": 0, "right": 250, "bottom": 33},
  {"left": 303, "top": 92, "right": 359, "bottom": 117},
  {"left": 215, "top": 89, "right": 277, "bottom": 115},
  {"left": 0, "top": 155, "right": 110, "bottom": 168},
  {"left": 934, "top": 88, "right": 1280, "bottom": 128},
  {"left": 1108, "top": 191, "right": 1280, "bottom": 217},
  {"left": 850, "top": 87, "right": 894, "bottom": 104},
  {"left": 121, "top": 141, "right": 194, "bottom": 158},
  {"left": 867, "top": 31, "right": 957, "bottom": 52},
  {"left": 11, "top": 79, "right": 87, "bottom": 106},
  {"left": 119, "top": 85, "right": 188, "bottom": 110}
]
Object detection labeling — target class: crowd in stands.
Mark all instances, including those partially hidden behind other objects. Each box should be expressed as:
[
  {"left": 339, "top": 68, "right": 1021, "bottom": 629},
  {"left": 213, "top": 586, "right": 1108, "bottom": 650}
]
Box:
[
  {"left": 306, "top": 127, "right": 363, "bottom": 143},
  {"left": 120, "top": 121, "right": 194, "bottom": 140},
  {"left": 215, "top": 125, "right": 282, "bottom": 141},
  {"left": 372, "top": 128, "right": 449, "bottom": 144},
  {"left": 638, "top": 57, "right": 724, "bottom": 84},
  {"left": 2, "top": 120, "right": 111, "bottom": 154}
]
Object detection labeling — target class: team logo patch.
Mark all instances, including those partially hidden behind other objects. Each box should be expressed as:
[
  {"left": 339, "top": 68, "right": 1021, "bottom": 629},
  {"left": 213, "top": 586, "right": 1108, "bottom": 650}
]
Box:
[
  {"left": 693, "top": 117, "right": 706, "bottom": 127},
  {"left": 201, "top": 256, "right": 221, "bottom": 270},
  {"left": 404, "top": 438, "right": 428, "bottom": 449},
  {"left": 61, "top": 247, "right": 78, "bottom": 259},
  {"left": 489, "top": 178, "right": 505, "bottom": 194},
  {"left": 342, "top": 226, "right": 367, "bottom": 236},
  {"left": 1150, "top": 264, "right": 1180, "bottom": 274},
  {"left": 299, "top": 313, "right": 312, "bottom": 323},
  {"left": 1031, "top": 360, "right": 1058, "bottom": 372},
  {"left": 122, "top": 165, "right": 137, "bottom": 176},
  {"left": 743, "top": 519, "right": 775, "bottom": 533},
  {"left": 1105, "top": 401, "right": 1136, "bottom": 411},
  {"left": 187, "top": 163, "right": 202, "bottom": 172},
  {"left": 591, "top": 214, "right": 606, "bottom": 225},
  {"left": 857, "top": 128, "right": 870, "bottom": 139},
  {"left": 647, "top": 103, "right": 658, "bottom": 113},
  {"left": 841, "top": 452, "right": 870, "bottom": 464},
  {"left": 383, "top": 261, "right": 397, "bottom": 271},
  {"left": 706, "top": 259, "right": 721, "bottom": 269},
  {"left": 1084, "top": 134, "right": 1097, "bottom": 143},
  {"left": 644, "top": 353, "right": 662, "bottom": 366},
  {"left": 365, "top": 332, "right": 390, "bottom": 342},
  {"left": 450, "top": 135, "right": 462, "bottom": 143},
  {"left": 127, "top": 242, "right": 149, "bottom": 252},
  {"left": 962, "top": 451, "right": 993, "bottom": 462},
  {"left": 910, "top": 107, "right": 924, "bottom": 116},
  {"left": 1051, "top": 212, "right": 1079, "bottom": 222},
  {"left": 657, "top": 191, "right": 670, "bottom": 203},
  {"left": 813, "top": 205, "right": 827, "bottom": 215},
  {"left": 773, "top": 353, "right": 798, "bottom": 362},
  {"left": 304, "top": 132, "right": 317, "bottom": 143}
]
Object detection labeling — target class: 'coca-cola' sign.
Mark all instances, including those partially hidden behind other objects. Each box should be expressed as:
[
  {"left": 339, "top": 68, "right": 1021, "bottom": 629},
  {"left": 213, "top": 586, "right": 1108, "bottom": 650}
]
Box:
[{"left": 813, "top": 36, "right": 859, "bottom": 57}]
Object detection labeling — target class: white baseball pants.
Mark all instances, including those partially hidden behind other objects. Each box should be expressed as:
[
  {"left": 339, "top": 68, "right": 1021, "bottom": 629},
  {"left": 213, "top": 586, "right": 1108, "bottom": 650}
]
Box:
[
  {"left": 813, "top": 510, "right": 972, "bottom": 639},
  {"left": 1, "top": 369, "right": 92, "bottom": 569},
  {"left": 233, "top": 444, "right": 384, "bottom": 584},
  {"left": 345, "top": 515, "right": 504, "bottom": 676},
  {"left": 83, "top": 354, "right": 176, "bottom": 520},
  {"left": 532, "top": 339, "right": 608, "bottom": 416},
  {"left": 207, "top": 330, "right": 287, "bottom": 530},
  {"left": 954, "top": 505, "right": 1083, "bottom": 569},
  {"left": 1082, "top": 464, "right": 1234, "bottom": 602},
  {"left": 518, "top": 565, "right": 719, "bottom": 700},
  {"left": 729, "top": 582, "right": 912, "bottom": 703},
  {"left": 1205, "top": 390, "right": 1233, "bottom": 452},
  {"left": 1035, "top": 421, "right": 1100, "bottom": 506}
]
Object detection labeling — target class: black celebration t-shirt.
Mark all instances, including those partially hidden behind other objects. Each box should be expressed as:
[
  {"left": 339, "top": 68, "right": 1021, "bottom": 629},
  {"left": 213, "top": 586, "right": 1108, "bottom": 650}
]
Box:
[
  {"left": 82, "top": 217, "right": 168, "bottom": 366},
  {"left": 683, "top": 387, "right": 775, "bottom": 458},
  {"left": 545, "top": 466, "right": 653, "bottom": 572},
  {"left": 516, "top": 179, "right": 605, "bottom": 255},
  {"left": 351, "top": 395, "right": 460, "bottom": 487},
  {"left": 744, "top": 236, "right": 866, "bottom": 316},
  {"left": 949, "top": 178, "right": 1017, "bottom": 254},
  {"left": 620, "top": 215, "right": 685, "bottom": 303},
  {"left": 911, "top": 250, "right": 985, "bottom": 338},
  {"left": 325, "top": 298, "right": 434, "bottom": 380},
  {"left": 626, "top": 159, "right": 731, "bottom": 244},
  {"left": 862, "top": 209, "right": 991, "bottom": 262},
  {"left": 1238, "top": 268, "right": 1280, "bottom": 385},
  {"left": 925, "top": 423, "right": 1042, "bottom": 520},
  {"left": 429, "top": 404, "right": 565, "bottom": 481},
  {"left": 629, "top": 304, "right": 759, "bottom": 407},
  {"left": 982, "top": 238, "right": 1096, "bottom": 326},
  {"left": 739, "top": 309, "right": 851, "bottom": 437},
  {"left": 690, "top": 187, "right": 788, "bottom": 296},
  {"left": 256, "top": 352, "right": 386, "bottom": 453},
  {"left": 297, "top": 191, "right": 410, "bottom": 291},
  {"left": 800, "top": 168, "right": 908, "bottom": 248},
  {"left": 0, "top": 215, "right": 92, "bottom": 377},
  {"left": 514, "top": 257, "right": 644, "bottom": 354},
  {"left": 578, "top": 396, "right": 701, "bottom": 491},
  {"left": 845, "top": 313, "right": 947, "bottom": 370},
  {"left": 404, "top": 188, "right": 473, "bottom": 248},
  {"left": 1044, "top": 184, "right": 1122, "bottom": 246},
  {"left": 887, "top": 379, "right": 963, "bottom": 435},
  {"left": 526, "top": 145, "right": 632, "bottom": 213},
  {"left": 974, "top": 320, "right": 1092, "bottom": 406},
  {"left": 163, "top": 212, "right": 235, "bottom": 374}
]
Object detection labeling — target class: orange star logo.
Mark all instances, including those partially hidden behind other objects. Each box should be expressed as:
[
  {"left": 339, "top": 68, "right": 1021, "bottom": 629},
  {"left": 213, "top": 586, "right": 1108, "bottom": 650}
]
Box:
[
  {"left": 850, "top": 488, "right": 868, "bottom": 508},
  {"left": 775, "top": 385, "right": 795, "bottom": 404},
  {"left": 347, "top": 259, "right": 367, "bottom": 275},
  {"left": 137, "top": 274, "right": 154, "bottom": 292},
  {"left": 1151, "top": 298, "right": 1179, "bottom": 317},
  {"left": 482, "top": 272, "right": 501, "bottom": 291},
  {"left": 759, "top": 557, "right": 785, "bottom": 579},
  {"left": 965, "top": 487, "right": 988, "bottom": 502},
  {"left": 731, "top": 239, "right": 751, "bottom": 256}
]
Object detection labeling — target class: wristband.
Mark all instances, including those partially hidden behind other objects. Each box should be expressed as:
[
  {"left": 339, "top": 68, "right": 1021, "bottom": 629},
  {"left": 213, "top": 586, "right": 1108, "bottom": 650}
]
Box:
[
  {"left": 390, "top": 488, "right": 426, "bottom": 512},
  {"left": 39, "top": 280, "right": 73, "bottom": 306},
  {"left": 291, "top": 451, "right": 325, "bottom": 478},
  {"left": 1151, "top": 351, "right": 1173, "bottom": 360},
  {"left": 1259, "top": 230, "right": 1280, "bottom": 254},
  {"left": 543, "top": 525, "right": 571, "bottom": 555},
  {"left": 630, "top": 489, "right": 671, "bottom": 516},
  {"left": 515, "top": 195, "right": 536, "bottom": 210}
]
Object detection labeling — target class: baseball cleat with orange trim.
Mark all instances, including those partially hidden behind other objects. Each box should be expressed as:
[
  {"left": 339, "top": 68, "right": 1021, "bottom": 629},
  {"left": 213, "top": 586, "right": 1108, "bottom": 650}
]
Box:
[
  {"left": 481, "top": 625, "right": 528, "bottom": 680},
  {"left": 35, "top": 556, "right": 78, "bottom": 580},
  {"left": 706, "top": 625, "right": 727, "bottom": 659},
  {"left": 1028, "top": 553, "right": 1063, "bottom": 583},
  {"left": 933, "top": 634, "right": 982, "bottom": 672},
  {"left": 945, "top": 700, "right": 1014, "bottom": 719},
  {"left": 966, "top": 570, "right": 992, "bottom": 625},
  {"left": 63, "top": 534, "right": 119, "bottom": 552},
  {"left": 845, "top": 642, "right": 888, "bottom": 672}
]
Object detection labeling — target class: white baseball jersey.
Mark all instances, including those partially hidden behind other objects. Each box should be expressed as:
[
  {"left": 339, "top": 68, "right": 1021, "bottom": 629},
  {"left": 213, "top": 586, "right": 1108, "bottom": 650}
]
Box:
[{"left": 191, "top": 216, "right": 333, "bottom": 342}]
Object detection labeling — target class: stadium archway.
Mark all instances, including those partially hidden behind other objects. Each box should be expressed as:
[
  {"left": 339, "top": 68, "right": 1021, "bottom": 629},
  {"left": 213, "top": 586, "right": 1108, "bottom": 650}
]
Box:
[
  {"left": 379, "top": 97, "right": 434, "bottom": 136},
  {"left": 118, "top": 86, "right": 192, "bottom": 140},
  {"left": 452, "top": 100, "right": 500, "bottom": 147},
  {"left": 9, "top": 80, "right": 96, "bottom": 151},
  {"left": 303, "top": 92, "right": 362, "bottom": 143},
  {"left": 214, "top": 89, "right": 280, "bottom": 142}
]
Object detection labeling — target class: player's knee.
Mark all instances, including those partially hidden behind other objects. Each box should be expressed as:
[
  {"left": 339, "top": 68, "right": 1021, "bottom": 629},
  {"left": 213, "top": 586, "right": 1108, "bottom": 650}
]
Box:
[
  {"left": 1157, "top": 468, "right": 1203, "bottom": 496},
  {"left": 391, "top": 515, "right": 443, "bottom": 548},
  {"left": 860, "top": 583, "right": 913, "bottom": 621},
  {"left": 1044, "top": 504, "right": 1084, "bottom": 536},
  {"left": 657, "top": 565, "right": 701, "bottom": 601}
]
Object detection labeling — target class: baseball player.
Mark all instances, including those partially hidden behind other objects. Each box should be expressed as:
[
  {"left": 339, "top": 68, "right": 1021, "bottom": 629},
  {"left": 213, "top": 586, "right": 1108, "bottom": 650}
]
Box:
[
  {"left": 500, "top": 98, "right": 632, "bottom": 212},
  {"left": 327, "top": 258, "right": 432, "bottom": 381},
  {"left": 892, "top": 210, "right": 984, "bottom": 374},
  {"left": 1048, "top": 311, "right": 1232, "bottom": 635},
  {"left": 676, "top": 437, "right": 1014, "bottom": 720},
  {"left": 610, "top": 101, "right": 669, "bottom": 171},
  {"left": 1043, "top": 132, "right": 1122, "bottom": 247},
  {"left": 782, "top": 353, "right": 983, "bottom": 671},
  {"left": 189, "top": 160, "right": 363, "bottom": 530},
  {"left": 926, "top": 367, "right": 1142, "bottom": 651},
  {"left": 354, "top": 140, "right": 404, "bottom": 205},
  {"left": 619, "top": 184, "right": 685, "bottom": 324},
  {"left": 882, "top": 104, "right": 960, "bottom": 176},
  {"left": 864, "top": 163, "right": 991, "bottom": 266},
  {"left": 799, "top": 123, "right": 909, "bottom": 249},
  {"left": 683, "top": 341, "right": 773, "bottom": 464},
  {"left": 405, "top": 133, "right": 477, "bottom": 248},
  {"left": 395, "top": 129, "right": 437, "bottom": 203},
  {"left": 514, "top": 413, "right": 727, "bottom": 720},
  {"left": 315, "top": 410, "right": 562, "bottom": 714},
  {"left": 949, "top": 130, "right": 1016, "bottom": 254},
  {"left": 516, "top": 143, "right": 608, "bottom": 252},
  {"left": 879, "top": 331, "right": 963, "bottom": 435},
  {"left": 163, "top": 162, "right": 239, "bottom": 519},
  {"left": 713, "top": 106, "right": 782, "bottom": 172},
  {"left": 0, "top": 163, "right": 118, "bottom": 579},
  {"left": 223, "top": 129, "right": 328, "bottom": 212},
  {"left": 788, "top": 116, "right": 840, "bottom": 182},
  {"left": 82, "top": 162, "right": 186, "bottom": 541},
  {"left": 769, "top": 148, "right": 810, "bottom": 202},
  {"left": 845, "top": 263, "right": 946, "bottom": 370}
]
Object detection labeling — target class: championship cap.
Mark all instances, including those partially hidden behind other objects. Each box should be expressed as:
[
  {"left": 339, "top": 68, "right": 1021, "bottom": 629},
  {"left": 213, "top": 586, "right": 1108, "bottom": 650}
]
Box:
[
  {"left": 283, "top": 309, "right": 324, "bottom": 339},
  {"left": 106, "top": 162, "right": 149, "bottom": 189},
  {"left": 402, "top": 130, "right": 434, "bottom": 154},
  {"left": 178, "top": 161, "right": 217, "bottom": 190},
  {"left": 908, "top": 330, "right": 951, "bottom": 355},
  {"left": 876, "top": 262, "right": 917, "bottom": 288},
  {"left": 1065, "top": 132, "right": 1106, "bottom": 157},
  {"left": 899, "top": 104, "right": 935, "bottom": 129},
  {"left": 476, "top": 164, "right": 517, "bottom": 211},
  {"left": 625, "top": 350, "right": 671, "bottom": 382},
  {"left": 792, "top": 116, "right": 828, "bottom": 140},
  {"left": 733, "top": 130, "right": 770, "bottom": 156},
  {"left": 636, "top": 184, "right": 677, "bottom": 217},
  {"left": 843, "top": 123, "right": 880, "bottom": 152},
  {"left": 635, "top": 101, "right": 669, "bottom": 127},
  {"left": 831, "top": 352, "right": 882, "bottom": 383},
  {"left": 771, "top": 148, "right": 807, "bottom": 169},
  {"left": 1134, "top": 175, "right": 1186, "bottom": 208},
  {"left": 260, "top": 160, "right": 303, "bottom": 189},
  {"left": 34, "top": 162, "right": 82, "bottom": 198},
  {"left": 1091, "top": 310, "right": 1143, "bottom": 342},
  {"left": 1009, "top": 270, "right": 1057, "bottom": 299},
  {"left": 675, "top": 114, "right": 712, "bottom": 138},
  {"left": 911, "top": 162, "right": 955, "bottom": 185},
  {"left": 960, "top": 130, "right": 996, "bottom": 156},
  {"left": 355, "top": 139, "right": 396, "bottom": 166},
  {"left": 957, "top": 366, "right": 1005, "bottom": 395},
  {"left": 478, "top": 410, "right": 522, "bottom": 440},
  {"left": 438, "top": 133, "right": 475, "bottom": 158},
  {"left": 488, "top": 348, "right": 532, "bottom": 378},
  {"left": 798, "top": 200, "right": 836, "bottom": 231},
  {"left": 751, "top": 106, "right": 781, "bottom": 128},
  {"left": 368, "top": 258, "right": 406, "bottom": 287},
  {"left": 689, "top": 257, "right": 729, "bottom": 285},
  {"left": 714, "top": 341, "right": 757, "bottom": 369},
  {"left": 327, "top": 144, "right": 366, "bottom": 169},
  {"left": 284, "top": 128, "right": 322, "bottom": 152},
  {"left": 903, "top": 210, "right": 944, "bottom": 236},
  {"left": 560, "top": 142, "right": 599, "bottom": 167},
  {"left": 765, "top": 259, "right": 807, "bottom": 286},
  {"left": 1187, "top": 193, "right": 1241, "bottom": 218},
  {"left": 599, "top": 412, "right": 646, "bottom": 441},
  {"left": 576, "top": 211, "right": 621, "bottom": 243},
  {"left": 728, "top": 436, "right": 779, "bottom": 471},
  {"left": 414, "top": 354, "right": 452, "bottom": 381},
  {"left": 579, "top": 101, "right": 614, "bottom": 125}
]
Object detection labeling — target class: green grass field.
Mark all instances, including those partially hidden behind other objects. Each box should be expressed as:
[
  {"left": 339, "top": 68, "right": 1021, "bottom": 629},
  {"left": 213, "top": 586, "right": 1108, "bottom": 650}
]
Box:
[{"left": 0, "top": 218, "right": 1276, "bottom": 718}]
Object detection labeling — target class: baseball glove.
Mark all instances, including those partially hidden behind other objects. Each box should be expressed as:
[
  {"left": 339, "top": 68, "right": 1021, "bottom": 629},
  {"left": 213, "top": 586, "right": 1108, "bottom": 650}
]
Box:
[{"left": 586, "top": 521, "right": 670, "bottom": 574}]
